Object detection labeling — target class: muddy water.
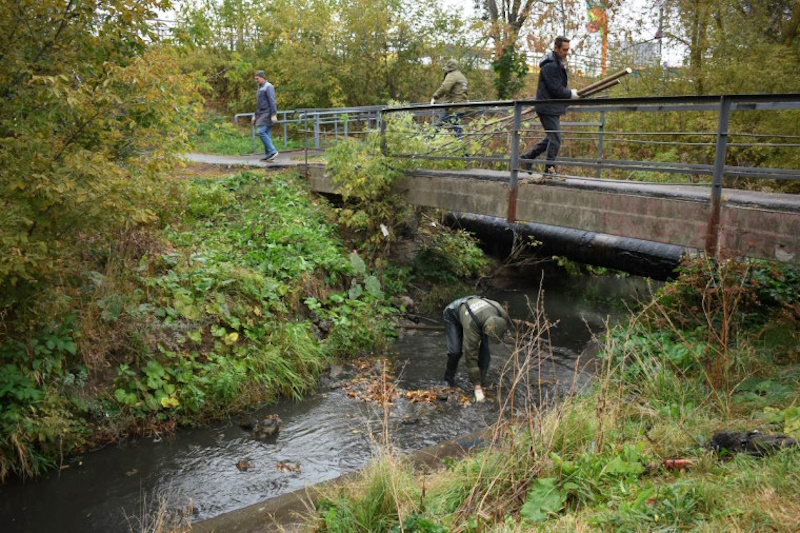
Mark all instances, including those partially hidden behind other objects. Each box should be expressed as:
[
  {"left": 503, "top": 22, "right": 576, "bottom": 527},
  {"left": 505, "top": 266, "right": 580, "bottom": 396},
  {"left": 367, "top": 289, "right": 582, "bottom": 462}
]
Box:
[{"left": 0, "top": 273, "right": 654, "bottom": 532}]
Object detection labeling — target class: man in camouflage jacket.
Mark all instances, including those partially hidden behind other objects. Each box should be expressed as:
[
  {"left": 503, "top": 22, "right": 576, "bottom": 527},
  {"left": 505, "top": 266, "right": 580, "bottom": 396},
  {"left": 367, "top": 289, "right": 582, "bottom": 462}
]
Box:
[{"left": 443, "top": 296, "right": 511, "bottom": 403}]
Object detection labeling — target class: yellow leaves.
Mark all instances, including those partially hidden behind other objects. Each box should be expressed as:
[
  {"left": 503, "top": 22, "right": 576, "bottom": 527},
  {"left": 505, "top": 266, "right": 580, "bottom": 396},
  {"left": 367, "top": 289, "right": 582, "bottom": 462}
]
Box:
[
  {"left": 405, "top": 389, "right": 440, "bottom": 403},
  {"left": 223, "top": 332, "right": 239, "bottom": 345},
  {"left": 764, "top": 406, "right": 800, "bottom": 440},
  {"left": 160, "top": 395, "right": 180, "bottom": 409},
  {"left": 1, "top": 11, "right": 205, "bottom": 291}
]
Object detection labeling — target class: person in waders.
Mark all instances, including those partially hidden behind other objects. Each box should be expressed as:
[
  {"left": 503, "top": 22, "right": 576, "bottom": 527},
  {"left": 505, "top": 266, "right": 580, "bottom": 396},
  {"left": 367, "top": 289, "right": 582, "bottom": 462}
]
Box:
[{"left": 443, "top": 296, "right": 511, "bottom": 403}]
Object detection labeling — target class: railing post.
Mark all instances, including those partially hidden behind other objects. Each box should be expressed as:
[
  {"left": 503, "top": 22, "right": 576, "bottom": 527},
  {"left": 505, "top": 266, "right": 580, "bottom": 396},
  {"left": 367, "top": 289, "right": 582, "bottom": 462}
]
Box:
[
  {"left": 314, "top": 113, "right": 321, "bottom": 150},
  {"left": 303, "top": 112, "right": 310, "bottom": 173},
  {"left": 251, "top": 119, "right": 256, "bottom": 154},
  {"left": 380, "top": 113, "right": 387, "bottom": 156},
  {"left": 282, "top": 111, "right": 288, "bottom": 148},
  {"left": 705, "top": 96, "right": 731, "bottom": 259},
  {"left": 596, "top": 110, "right": 605, "bottom": 179},
  {"left": 508, "top": 102, "right": 523, "bottom": 223}
]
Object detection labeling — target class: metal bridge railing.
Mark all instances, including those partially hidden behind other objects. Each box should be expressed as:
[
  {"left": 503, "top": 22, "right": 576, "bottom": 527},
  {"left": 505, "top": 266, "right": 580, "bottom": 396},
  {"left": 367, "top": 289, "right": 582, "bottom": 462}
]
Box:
[
  {"left": 381, "top": 94, "right": 800, "bottom": 183},
  {"left": 234, "top": 106, "right": 385, "bottom": 154},
  {"left": 380, "top": 94, "right": 800, "bottom": 257},
  {"left": 234, "top": 96, "right": 800, "bottom": 184}
]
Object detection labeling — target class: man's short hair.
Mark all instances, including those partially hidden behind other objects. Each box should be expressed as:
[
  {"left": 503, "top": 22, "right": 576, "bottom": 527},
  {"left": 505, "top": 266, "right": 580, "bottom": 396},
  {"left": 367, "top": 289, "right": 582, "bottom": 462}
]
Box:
[{"left": 554, "top": 36, "right": 570, "bottom": 49}]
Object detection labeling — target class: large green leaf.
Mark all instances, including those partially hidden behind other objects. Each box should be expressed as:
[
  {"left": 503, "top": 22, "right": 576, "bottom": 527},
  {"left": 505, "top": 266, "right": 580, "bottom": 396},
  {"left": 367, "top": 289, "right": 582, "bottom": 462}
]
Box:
[{"left": 520, "top": 477, "right": 567, "bottom": 523}]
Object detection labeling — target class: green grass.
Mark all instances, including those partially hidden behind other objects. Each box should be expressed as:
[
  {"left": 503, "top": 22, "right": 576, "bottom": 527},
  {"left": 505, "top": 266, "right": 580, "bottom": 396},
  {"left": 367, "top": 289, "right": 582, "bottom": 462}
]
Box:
[{"left": 191, "top": 112, "right": 306, "bottom": 155}]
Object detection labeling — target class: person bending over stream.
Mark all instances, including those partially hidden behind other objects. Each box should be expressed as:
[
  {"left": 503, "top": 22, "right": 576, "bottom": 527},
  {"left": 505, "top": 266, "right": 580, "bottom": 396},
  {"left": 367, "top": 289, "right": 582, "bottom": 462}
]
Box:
[{"left": 443, "top": 296, "right": 510, "bottom": 403}]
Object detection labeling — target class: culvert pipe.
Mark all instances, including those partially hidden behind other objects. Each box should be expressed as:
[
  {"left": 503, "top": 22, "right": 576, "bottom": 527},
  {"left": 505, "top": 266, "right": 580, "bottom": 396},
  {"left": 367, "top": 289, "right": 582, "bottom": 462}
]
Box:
[{"left": 445, "top": 213, "right": 687, "bottom": 280}]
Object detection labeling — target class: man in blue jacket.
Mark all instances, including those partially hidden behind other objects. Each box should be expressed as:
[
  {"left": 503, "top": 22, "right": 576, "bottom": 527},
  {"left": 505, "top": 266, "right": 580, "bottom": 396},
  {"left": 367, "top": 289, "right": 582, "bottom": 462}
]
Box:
[
  {"left": 253, "top": 70, "right": 279, "bottom": 162},
  {"left": 521, "top": 36, "right": 579, "bottom": 175}
]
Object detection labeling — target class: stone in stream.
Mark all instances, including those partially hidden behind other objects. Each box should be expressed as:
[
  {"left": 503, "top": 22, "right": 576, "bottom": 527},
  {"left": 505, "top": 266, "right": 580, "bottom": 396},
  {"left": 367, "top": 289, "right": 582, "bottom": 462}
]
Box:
[
  {"left": 252, "top": 414, "right": 282, "bottom": 438},
  {"left": 236, "top": 416, "right": 255, "bottom": 431},
  {"left": 401, "top": 415, "right": 420, "bottom": 425}
]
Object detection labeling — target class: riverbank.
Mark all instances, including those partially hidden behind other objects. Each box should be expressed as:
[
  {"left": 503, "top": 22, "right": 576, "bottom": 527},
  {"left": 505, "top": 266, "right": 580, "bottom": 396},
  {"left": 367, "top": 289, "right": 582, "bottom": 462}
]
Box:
[
  {"left": 0, "top": 167, "right": 407, "bottom": 481},
  {"left": 191, "top": 336, "right": 607, "bottom": 533},
  {"left": 281, "top": 258, "right": 800, "bottom": 532},
  {"left": 191, "top": 426, "right": 493, "bottom": 533}
]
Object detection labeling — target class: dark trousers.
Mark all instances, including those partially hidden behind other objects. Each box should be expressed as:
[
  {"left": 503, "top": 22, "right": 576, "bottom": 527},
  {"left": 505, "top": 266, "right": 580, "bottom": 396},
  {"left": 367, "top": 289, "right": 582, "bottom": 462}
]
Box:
[
  {"left": 521, "top": 113, "right": 562, "bottom": 169},
  {"left": 435, "top": 112, "right": 464, "bottom": 139}
]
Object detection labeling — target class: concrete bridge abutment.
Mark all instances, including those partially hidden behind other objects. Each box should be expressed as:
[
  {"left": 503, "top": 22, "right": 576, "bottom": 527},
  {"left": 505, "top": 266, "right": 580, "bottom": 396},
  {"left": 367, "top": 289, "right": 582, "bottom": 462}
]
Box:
[{"left": 307, "top": 164, "right": 800, "bottom": 272}]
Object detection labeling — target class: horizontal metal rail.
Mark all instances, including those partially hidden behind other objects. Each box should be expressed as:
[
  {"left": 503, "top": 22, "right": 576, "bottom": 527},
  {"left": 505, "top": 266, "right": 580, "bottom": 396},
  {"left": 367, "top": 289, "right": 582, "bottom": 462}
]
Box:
[{"left": 234, "top": 106, "right": 384, "bottom": 152}]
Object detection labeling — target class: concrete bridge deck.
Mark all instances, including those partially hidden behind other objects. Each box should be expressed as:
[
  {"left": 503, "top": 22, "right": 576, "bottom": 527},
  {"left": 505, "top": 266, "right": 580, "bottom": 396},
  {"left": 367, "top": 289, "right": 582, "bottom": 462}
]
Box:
[{"left": 185, "top": 152, "right": 800, "bottom": 266}]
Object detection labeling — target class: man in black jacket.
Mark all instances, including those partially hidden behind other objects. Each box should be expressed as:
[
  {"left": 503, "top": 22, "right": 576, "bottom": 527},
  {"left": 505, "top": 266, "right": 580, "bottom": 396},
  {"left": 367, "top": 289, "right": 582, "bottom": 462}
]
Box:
[{"left": 521, "top": 36, "right": 579, "bottom": 175}]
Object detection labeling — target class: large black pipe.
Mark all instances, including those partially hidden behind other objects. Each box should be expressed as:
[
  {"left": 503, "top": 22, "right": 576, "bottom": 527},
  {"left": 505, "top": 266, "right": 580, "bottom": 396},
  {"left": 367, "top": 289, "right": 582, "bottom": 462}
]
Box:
[{"left": 445, "top": 213, "right": 685, "bottom": 280}]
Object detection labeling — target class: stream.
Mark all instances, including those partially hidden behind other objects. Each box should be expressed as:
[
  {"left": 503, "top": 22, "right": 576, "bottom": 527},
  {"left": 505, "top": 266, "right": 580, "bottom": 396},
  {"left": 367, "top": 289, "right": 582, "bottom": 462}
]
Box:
[{"left": 0, "top": 271, "right": 655, "bottom": 532}]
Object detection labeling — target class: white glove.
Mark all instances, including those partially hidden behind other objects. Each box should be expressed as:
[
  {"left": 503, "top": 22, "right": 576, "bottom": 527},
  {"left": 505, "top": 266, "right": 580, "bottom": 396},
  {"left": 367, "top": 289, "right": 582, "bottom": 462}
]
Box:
[
  {"left": 474, "top": 388, "right": 485, "bottom": 403},
  {"left": 570, "top": 89, "right": 579, "bottom": 99},
  {"left": 430, "top": 98, "right": 435, "bottom": 105},
  {"left": 271, "top": 114, "right": 278, "bottom": 123}
]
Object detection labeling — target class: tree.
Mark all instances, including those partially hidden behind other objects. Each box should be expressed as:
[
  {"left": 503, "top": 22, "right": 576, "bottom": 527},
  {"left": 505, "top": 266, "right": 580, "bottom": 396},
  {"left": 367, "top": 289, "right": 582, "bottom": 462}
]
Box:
[
  {"left": 655, "top": 0, "right": 800, "bottom": 95},
  {"left": 173, "top": 0, "right": 485, "bottom": 110},
  {"left": 474, "top": 0, "right": 543, "bottom": 98},
  {"left": 474, "top": 0, "right": 624, "bottom": 97},
  {"left": 0, "top": 0, "right": 202, "bottom": 306}
]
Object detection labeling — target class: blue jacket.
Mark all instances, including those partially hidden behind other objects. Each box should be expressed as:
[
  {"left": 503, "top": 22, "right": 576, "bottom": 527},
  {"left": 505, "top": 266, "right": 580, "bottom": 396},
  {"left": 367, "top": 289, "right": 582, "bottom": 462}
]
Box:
[
  {"left": 534, "top": 51, "right": 572, "bottom": 116},
  {"left": 255, "top": 81, "right": 277, "bottom": 127}
]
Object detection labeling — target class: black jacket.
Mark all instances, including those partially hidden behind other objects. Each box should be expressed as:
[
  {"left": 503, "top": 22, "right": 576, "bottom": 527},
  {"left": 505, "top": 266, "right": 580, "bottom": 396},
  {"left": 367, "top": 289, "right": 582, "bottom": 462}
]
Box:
[{"left": 534, "top": 51, "right": 572, "bottom": 116}]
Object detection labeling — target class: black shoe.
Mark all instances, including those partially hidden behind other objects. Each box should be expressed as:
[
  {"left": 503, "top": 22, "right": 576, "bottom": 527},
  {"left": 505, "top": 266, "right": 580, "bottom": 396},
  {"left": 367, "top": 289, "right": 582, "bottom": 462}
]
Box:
[
  {"left": 544, "top": 166, "right": 566, "bottom": 181},
  {"left": 260, "top": 156, "right": 270, "bottom": 161},
  {"left": 265, "top": 151, "right": 279, "bottom": 162},
  {"left": 520, "top": 152, "right": 538, "bottom": 174}
]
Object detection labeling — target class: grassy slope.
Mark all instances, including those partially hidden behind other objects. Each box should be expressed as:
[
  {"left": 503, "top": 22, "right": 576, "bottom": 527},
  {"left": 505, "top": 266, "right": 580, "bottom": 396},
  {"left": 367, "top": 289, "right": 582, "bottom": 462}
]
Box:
[{"left": 0, "top": 168, "right": 398, "bottom": 480}]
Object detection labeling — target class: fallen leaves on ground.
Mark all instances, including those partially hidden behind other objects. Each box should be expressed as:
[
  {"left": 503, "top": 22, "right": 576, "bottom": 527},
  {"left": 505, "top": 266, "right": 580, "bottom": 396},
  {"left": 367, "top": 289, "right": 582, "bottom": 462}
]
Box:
[
  {"left": 276, "top": 461, "right": 301, "bottom": 473},
  {"left": 342, "top": 357, "right": 398, "bottom": 405}
]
